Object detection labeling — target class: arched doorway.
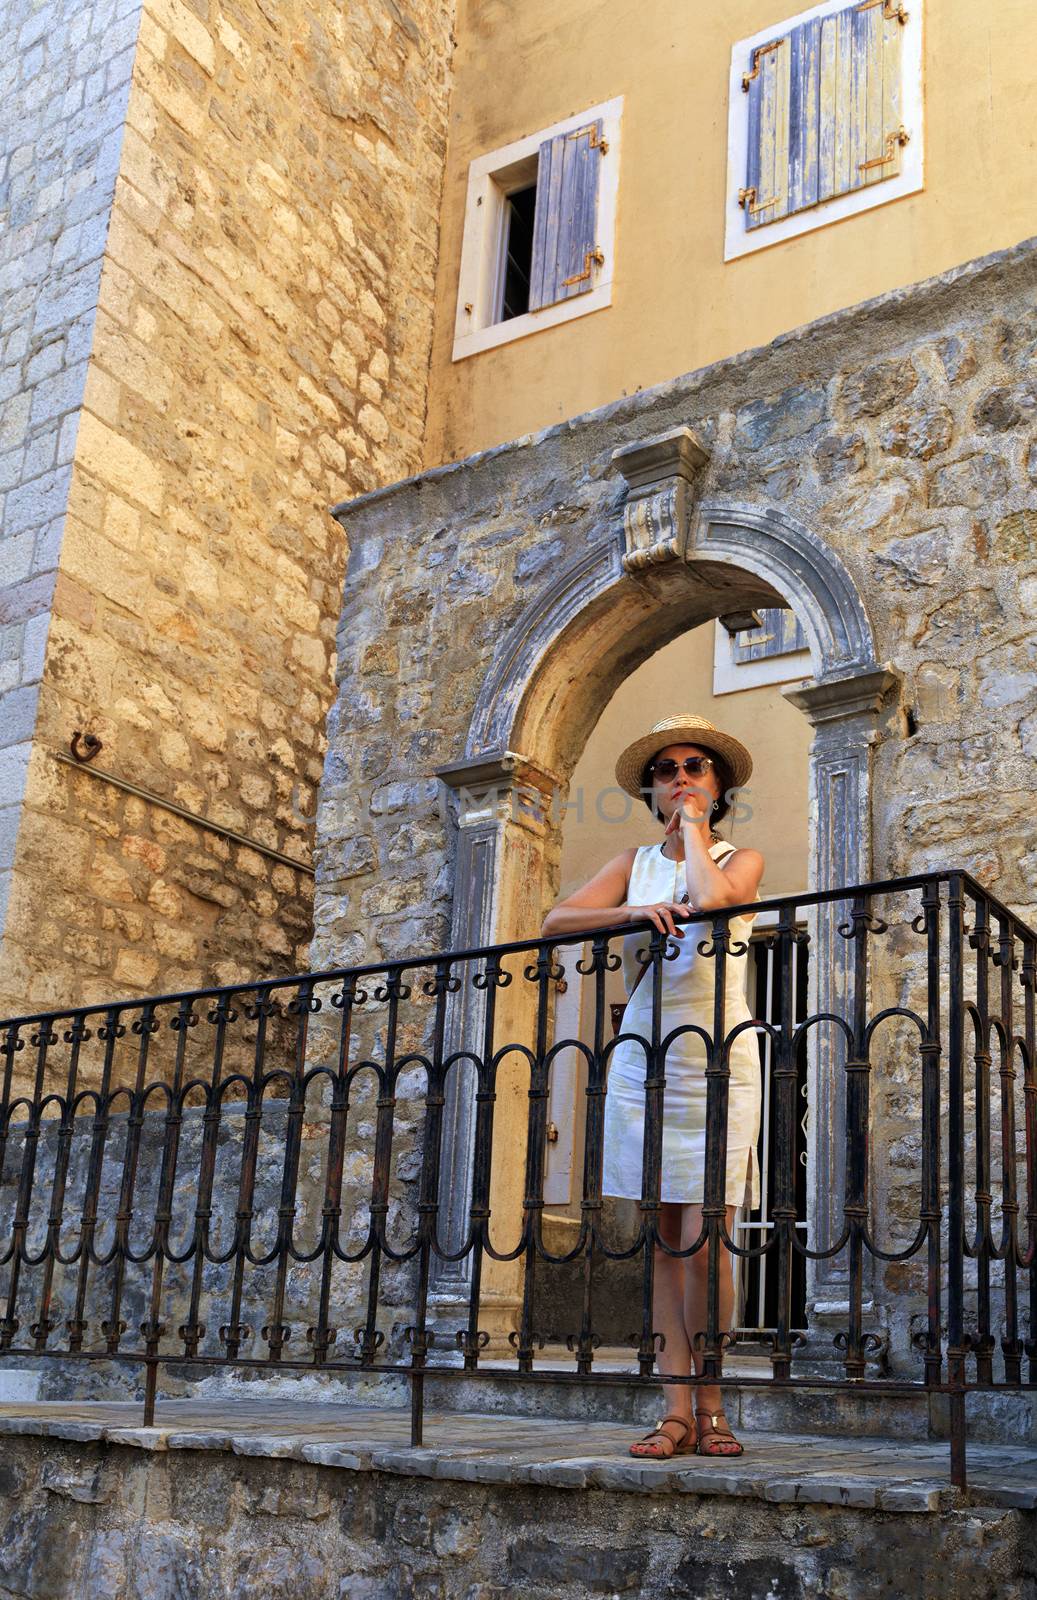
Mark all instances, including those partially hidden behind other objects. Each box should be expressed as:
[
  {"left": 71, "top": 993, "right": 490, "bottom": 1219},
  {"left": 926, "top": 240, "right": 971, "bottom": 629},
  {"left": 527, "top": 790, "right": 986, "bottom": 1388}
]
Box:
[
  {"left": 541, "top": 615, "right": 813, "bottom": 1343},
  {"left": 432, "top": 428, "right": 903, "bottom": 1346}
]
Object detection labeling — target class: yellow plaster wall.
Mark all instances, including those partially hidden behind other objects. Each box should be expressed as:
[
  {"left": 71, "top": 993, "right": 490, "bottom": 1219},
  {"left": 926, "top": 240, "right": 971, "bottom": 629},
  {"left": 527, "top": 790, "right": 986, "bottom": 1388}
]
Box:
[{"left": 425, "top": 0, "right": 1037, "bottom": 464}]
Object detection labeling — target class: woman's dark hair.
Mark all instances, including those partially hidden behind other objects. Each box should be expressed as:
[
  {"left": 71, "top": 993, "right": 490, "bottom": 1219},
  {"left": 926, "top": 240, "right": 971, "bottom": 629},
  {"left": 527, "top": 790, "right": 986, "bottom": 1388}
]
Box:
[{"left": 640, "top": 745, "right": 734, "bottom": 834}]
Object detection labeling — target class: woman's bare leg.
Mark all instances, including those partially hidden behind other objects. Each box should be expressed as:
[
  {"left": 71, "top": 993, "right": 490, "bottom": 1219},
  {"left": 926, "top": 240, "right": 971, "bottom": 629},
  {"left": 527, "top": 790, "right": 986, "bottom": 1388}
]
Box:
[
  {"left": 679, "top": 1203, "right": 741, "bottom": 1445},
  {"left": 651, "top": 1201, "right": 696, "bottom": 1436}
]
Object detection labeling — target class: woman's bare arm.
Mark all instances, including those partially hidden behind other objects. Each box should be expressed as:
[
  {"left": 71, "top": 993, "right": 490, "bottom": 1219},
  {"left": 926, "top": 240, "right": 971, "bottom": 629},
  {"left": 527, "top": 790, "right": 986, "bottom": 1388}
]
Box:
[{"left": 540, "top": 849, "right": 690, "bottom": 939}]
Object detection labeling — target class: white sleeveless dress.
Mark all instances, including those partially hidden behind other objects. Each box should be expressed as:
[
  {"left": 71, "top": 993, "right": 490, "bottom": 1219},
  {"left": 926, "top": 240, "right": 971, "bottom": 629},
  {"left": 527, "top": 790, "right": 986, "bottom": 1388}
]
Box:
[{"left": 601, "top": 839, "right": 762, "bottom": 1208}]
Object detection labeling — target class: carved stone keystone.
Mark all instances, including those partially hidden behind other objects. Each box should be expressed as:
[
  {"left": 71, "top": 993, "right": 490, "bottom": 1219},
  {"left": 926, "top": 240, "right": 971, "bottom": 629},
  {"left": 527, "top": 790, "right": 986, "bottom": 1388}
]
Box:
[{"left": 611, "top": 425, "right": 710, "bottom": 573}]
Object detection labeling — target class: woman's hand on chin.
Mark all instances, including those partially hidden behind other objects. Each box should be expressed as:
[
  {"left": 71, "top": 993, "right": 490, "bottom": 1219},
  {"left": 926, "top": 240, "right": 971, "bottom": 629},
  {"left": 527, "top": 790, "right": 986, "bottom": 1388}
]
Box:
[{"left": 664, "top": 793, "right": 710, "bottom": 837}]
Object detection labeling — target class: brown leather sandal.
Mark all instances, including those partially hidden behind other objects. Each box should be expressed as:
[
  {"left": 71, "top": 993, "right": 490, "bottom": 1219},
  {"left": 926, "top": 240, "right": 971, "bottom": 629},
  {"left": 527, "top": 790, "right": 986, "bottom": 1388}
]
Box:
[
  {"left": 629, "top": 1413, "right": 697, "bottom": 1459},
  {"left": 694, "top": 1408, "right": 744, "bottom": 1457}
]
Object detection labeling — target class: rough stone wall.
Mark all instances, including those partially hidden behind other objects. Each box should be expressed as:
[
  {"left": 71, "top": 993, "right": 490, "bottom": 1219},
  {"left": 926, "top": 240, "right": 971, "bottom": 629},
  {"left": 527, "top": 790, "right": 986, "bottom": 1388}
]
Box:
[
  {"left": 321, "top": 240, "right": 1037, "bottom": 953},
  {"left": 0, "top": 0, "right": 456, "bottom": 1020},
  {"left": 0, "top": 0, "right": 141, "bottom": 953},
  {"left": 316, "top": 238, "right": 1037, "bottom": 1364},
  {"left": 0, "top": 1435, "right": 1033, "bottom": 1599}
]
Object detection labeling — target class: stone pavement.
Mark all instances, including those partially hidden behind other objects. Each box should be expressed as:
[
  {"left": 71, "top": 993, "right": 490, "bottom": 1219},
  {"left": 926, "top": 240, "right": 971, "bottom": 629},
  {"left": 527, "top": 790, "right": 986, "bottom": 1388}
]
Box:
[{"left": 2, "top": 1399, "right": 1035, "bottom": 1512}]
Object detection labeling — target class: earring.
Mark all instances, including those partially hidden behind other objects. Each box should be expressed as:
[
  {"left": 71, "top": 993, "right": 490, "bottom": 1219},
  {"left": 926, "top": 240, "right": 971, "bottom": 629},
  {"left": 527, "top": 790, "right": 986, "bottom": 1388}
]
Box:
[{"left": 712, "top": 801, "right": 719, "bottom": 811}]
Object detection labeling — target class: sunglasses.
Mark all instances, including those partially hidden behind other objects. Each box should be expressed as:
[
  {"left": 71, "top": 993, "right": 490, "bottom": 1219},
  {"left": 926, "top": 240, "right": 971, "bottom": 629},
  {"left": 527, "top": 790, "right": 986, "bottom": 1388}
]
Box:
[{"left": 648, "top": 756, "right": 715, "bottom": 781}]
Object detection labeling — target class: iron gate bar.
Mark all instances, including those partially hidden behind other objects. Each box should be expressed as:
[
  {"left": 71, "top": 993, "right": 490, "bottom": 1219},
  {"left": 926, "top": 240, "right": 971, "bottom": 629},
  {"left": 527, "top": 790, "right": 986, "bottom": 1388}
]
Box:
[{"left": 0, "top": 868, "right": 1034, "bottom": 1494}]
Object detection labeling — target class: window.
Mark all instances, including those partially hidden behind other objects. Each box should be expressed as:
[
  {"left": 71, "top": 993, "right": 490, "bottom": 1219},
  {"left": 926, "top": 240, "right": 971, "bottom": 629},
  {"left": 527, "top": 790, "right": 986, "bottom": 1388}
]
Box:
[
  {"left": 452, "top": 97, "right": 622, "bottom": 361},
  {"left": 712, "top": 608, "right": 813, "bottom": 695},
  {"left": 725, "top": 0, "right": 923, "bottom": 261},
  {"left": 498, "top": 184, "right": 537, "bottom": 321}
]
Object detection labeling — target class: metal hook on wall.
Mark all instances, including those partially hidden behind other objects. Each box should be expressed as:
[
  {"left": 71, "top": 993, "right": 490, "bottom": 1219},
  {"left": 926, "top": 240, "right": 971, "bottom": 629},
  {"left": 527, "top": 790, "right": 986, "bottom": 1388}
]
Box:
[{"left": 69, "top": 731, "right": 103, "bottom": 763}]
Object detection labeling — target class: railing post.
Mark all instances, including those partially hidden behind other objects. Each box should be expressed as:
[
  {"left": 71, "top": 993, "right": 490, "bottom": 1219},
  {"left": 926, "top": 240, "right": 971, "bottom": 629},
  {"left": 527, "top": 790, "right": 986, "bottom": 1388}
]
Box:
[
  {"left": 181, "top": 991, "right": 237, "bottom": 1361},
  {"left": 839, "top": 893, "right": 876, "bottom": 1383},
  {"left": 358, "top": 969, "right": 408, "bottom": 1366},
  {"left": 920, "top": 880, "right": 944, "bottom": 1390},
  {"left": 968, "top": 896, "right": 995, "bottom": 1385},
  {"left": 994, "top": 912, "right": 1023, "bottom": 1383},
  {"left": 262, "top": 980, "right": 318, "bottom": 1368},
  {"left": 571, "top": 933, "right": 616, "bottom": 1374},
  {"left": 513, "top": 944, "right": 560, "bottom": 1373},
  {"left": 947, "top": 873, "right": 968, "bottom": 1490},
  {"left": 31, "top": 1015, "right": 89, "bottom": 1359},
  {"left": 770, "top": 904, "right": 800, "bottom": 1383},
  {"left": 701, "top": 912, "right": 731, "bottom": 1390},
  {"left": 457, "top": 952, "right": 506, "bottom": 1371},
  {"left": 68, "top": 1007, "right": 124, "bottom": 1356},
  {"left": 141, "top": 994, "right": 197, "bottom": 1425},
  {"left": 308, "top": 973, "right": 362, "bottom": 1374},
  {"left": 221, "top": 988, "right": 276, "bottom": 1363},
  {"left": 1022, "top": 932, "right": 1037, "bottom": 1390},
  {"left": 1, "top": 1018, "right": 56, "bottom": 1351},
  {"left": 407, "top": 959, "right": 458, "bottom": 1445},
  {"left": 636, "top": 925, "right": 669, "bottom": 1379}
]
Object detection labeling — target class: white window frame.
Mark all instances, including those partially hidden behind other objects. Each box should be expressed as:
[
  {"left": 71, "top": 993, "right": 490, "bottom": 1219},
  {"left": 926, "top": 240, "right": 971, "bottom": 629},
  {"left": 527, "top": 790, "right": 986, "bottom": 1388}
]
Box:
[
  {"left": 724, "top": 0, "right": 924, "bottom": 262},
  {"left": 713, "top": 618, "right": 813, "bottom": 696},
  {"left": 452, "top": 96, "right": 623, "bottom": 363}
]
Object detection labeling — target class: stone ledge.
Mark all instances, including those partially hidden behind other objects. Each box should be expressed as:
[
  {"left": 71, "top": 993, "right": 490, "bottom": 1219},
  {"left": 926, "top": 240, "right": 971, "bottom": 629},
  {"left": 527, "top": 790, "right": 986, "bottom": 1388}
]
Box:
[{"left": 2, "top": 1400, "right": 1035, "bottom": 1513}]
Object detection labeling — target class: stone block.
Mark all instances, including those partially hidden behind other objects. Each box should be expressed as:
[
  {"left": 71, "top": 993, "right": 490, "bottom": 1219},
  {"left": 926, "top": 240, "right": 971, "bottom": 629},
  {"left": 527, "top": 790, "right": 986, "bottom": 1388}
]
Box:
[
  {"left": 880, "top": 404, "right": 954, "bottom": 460},
  {"left": 74, "top": 411, "right": 164, "bottom": 513},
  {"left": 0, "top": 683, "right": 40, "bottom": 747},
  {"left": 840, "top": 357, "right": 918, "bottom": 418},
  {"left": 972, "top": 384, "right": 1036, "bottom": 432},
  {"left": 0, "top": 530, "right": 35, "bottom": 586},
  {"left": 508, "top": 1537, "right": 649, "bottom": 1592},
  {"left": 993, "top": 508, "right": 1037, "bottom": 562},
  {"left": 877, "top": 1482, "right": 942, "bottom": 1512},
  {"left": 40, "top": 1460, "right": 110, "bottom": 1503},
  {"left": 4, "top": 464, "right": 71, "bottom": 535},
  {"left": 929, "top": 453, "right": 1010, "bottom": 508},
  {"left": 734, "top": 384, "right": 828, "bottom": 449}
]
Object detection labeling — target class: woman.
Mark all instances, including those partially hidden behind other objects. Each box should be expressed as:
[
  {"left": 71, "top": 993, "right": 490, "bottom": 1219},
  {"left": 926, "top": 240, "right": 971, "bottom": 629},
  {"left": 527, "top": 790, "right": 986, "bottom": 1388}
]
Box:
[{"left": 541, "top": 714, "right": 764, "bottom": 1460}]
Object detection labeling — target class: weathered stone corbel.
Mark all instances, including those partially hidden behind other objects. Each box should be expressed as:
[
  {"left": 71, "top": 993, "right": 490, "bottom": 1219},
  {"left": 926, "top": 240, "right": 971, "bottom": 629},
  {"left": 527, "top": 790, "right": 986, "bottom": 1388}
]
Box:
[
  {"left": 611, "top": 425, "right": 710, "bottom": 574},
  {"left": 436, "top": 748, "right": 561, "bottom": 832}
]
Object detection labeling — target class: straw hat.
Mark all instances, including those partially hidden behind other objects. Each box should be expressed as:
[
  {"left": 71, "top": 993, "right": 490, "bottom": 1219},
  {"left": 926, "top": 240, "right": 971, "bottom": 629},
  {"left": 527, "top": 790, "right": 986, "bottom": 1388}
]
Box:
[{"left": 614, "top": 714, "right": 753, "bottom": 800}]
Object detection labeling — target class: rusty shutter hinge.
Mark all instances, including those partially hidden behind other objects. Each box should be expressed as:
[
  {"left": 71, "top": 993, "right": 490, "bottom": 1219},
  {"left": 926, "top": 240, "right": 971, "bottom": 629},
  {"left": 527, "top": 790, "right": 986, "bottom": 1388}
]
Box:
[
  {"left": 856, "top": 0, "right": 908, "bottom": 21},
  {"left": 742, "top": 37, "right": 785, "bottom": 91},
  {"left": 562, "top": 247, "right": 605, "bottom": 287},
  {"left": 859, "top": 125, "right": 910, "bottom": 172},
  {"left": 566, "top": 124, "right": 609, "bottom": 155},
  {"left": 738, "top": 186, "right": 779, "bottom": 216}
]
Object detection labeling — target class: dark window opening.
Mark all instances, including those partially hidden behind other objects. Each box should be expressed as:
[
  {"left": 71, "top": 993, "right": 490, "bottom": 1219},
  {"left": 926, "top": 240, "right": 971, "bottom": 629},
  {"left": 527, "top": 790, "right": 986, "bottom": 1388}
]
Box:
[
  {"left": 735, "top": 928, "right": 810, "bottom": 1339},
  {"left": 498, "top": 183, "right": 537, "bottom": 322}
]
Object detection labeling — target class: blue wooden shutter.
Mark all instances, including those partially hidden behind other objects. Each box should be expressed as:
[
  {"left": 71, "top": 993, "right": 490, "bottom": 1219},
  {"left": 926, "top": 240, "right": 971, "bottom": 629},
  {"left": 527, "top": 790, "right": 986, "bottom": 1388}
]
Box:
[
  {"left": 859, "top": 0, "right": 907, "bottom": 190},
  {"left": 743, "top": 1, "right": 907, "bottom": 229},
  {"left": 743, "top": 34, "right": 792, "bottom": 230},
  {"left": 820, "top": 0, "right": 907, "bottom": 201},
  {"left": 529, "top": 119, "right": 605, "bottom": 311},
  {"left": 788, "top": 17, "right": 822, "bottom": 214},
  {"left": 732, "top": 607, "right": 809, "bottom": 664}
]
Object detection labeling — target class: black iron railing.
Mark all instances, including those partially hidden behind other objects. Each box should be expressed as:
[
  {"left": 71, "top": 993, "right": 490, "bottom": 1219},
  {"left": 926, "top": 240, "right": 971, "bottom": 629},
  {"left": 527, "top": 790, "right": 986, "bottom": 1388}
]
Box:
[{"left": 0, "top": 868, "right": 1033, "bottom": 1490}]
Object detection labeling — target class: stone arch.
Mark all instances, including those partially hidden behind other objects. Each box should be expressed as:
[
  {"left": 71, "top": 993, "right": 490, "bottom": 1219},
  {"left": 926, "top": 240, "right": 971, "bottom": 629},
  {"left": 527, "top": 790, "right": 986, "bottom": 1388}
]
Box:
[
  {"left": 466, "top": 498, "right": 880, "bottom": 773},
  {"left": 432, "top": 442, "right": 903, "bottom": 1336}
]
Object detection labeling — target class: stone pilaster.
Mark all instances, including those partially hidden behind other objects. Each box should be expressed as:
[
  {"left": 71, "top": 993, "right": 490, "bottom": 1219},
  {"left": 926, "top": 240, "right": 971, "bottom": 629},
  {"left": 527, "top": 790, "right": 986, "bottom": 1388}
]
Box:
[
  {"left": 430, "top": 749, "right": 561, "bottom": 1345},
  {"left": 782, "top": 665, "right": 903, "bottom": 1351}
]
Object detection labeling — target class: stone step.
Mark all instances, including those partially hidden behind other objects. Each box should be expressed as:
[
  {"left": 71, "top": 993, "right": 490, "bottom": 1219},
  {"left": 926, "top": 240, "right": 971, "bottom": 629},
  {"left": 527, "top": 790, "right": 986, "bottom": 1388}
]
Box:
[
  {"left": 419, "top": 1355, "right": 1037, "bottom": 1445},
  {"left": 12, "top": 1343, "right": 1037, "bottom": 1448}
]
